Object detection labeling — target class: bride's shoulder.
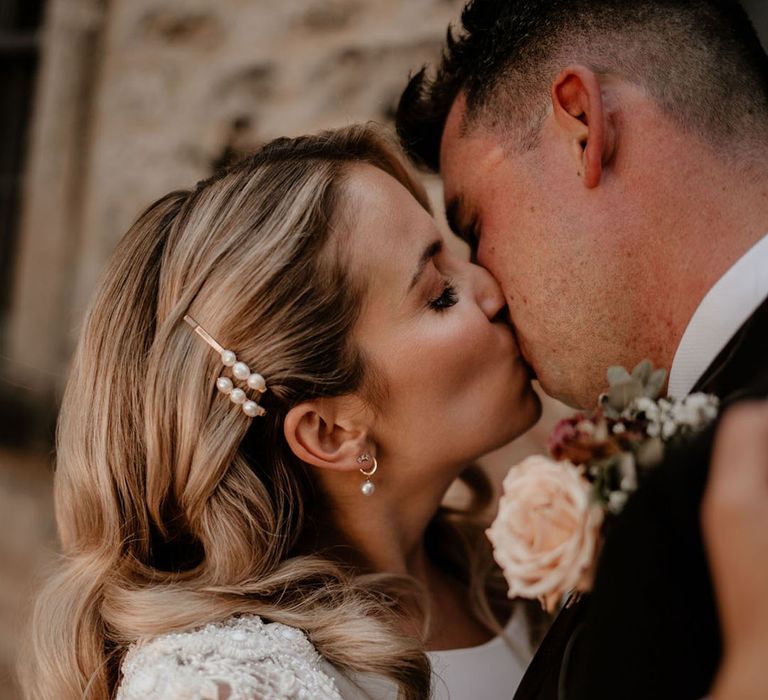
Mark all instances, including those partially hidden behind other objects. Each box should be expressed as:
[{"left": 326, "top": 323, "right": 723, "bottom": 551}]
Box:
[{"left": 116, "top": 613, "right": 343, "bottom": 700}]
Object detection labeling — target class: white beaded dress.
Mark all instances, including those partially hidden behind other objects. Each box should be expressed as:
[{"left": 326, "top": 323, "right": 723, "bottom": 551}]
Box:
[{"left": 116, "top": 607, "right": 532, "bottom": 700}]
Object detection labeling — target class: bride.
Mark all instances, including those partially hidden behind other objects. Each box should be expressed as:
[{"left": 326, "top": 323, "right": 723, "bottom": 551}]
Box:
[{"left": 22, "top": 124, "right": 545, "bottom": 700}]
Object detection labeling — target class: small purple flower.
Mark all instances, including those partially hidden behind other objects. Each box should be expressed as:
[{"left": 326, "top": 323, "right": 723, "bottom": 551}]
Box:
[{"left": 548, "top": 416, "right": 581, "bottom": 456}]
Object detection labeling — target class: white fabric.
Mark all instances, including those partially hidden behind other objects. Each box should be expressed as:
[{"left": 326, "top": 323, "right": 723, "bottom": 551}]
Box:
[
  {"left": 669, "top": 233, "right": 768, "bottom": 398},
  {"left": 327, "top": 606, "right": 532, "bottom": 699},
  {"left": 115, "top": 608, "right": 531, "bottom": 700},
  {"left": 116, "top": 614, "right": 343, "bottom": 700},
  {"left": 428, "top": 605, "right": 531, "bottom": 700}
]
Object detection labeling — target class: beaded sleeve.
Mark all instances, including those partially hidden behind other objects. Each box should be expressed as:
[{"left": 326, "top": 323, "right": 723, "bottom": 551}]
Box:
[{"left": 116, "top": 614, "right": 343, "bottom": 700}]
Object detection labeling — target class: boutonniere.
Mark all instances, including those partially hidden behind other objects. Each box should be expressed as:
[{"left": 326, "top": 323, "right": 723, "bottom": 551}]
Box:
[{"left": 486, "top": 361, "right": 719, "bottom": 612}]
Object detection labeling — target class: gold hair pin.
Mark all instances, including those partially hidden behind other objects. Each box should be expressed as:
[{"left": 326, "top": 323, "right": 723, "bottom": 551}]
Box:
[{"left": 183, "top": 314, "right": 267, "bottom": 418}]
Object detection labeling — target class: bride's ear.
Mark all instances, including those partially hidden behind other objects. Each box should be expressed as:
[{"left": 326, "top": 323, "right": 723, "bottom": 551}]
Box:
[
  {"left": 550, "top": 65, "right": 616, "bottom": 189},
  {"left": 283, "top": 398, "right": 370, "bottom": 473}
]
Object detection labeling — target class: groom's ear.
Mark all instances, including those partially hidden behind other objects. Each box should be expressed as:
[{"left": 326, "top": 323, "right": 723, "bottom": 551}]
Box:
[{"left": 550, "top": 65, "right": 615, "bottom": 189}]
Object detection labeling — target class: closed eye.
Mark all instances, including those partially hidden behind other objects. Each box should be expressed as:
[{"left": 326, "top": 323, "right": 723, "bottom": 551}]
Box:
[{"left": 427, "top": 279, "right": 459, "bottom": 312}]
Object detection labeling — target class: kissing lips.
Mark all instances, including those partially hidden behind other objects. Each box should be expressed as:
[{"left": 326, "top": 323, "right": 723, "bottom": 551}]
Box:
[
  {"left": 509, "top": 324, "right": 537, "bottom": 380},
  {"left": 491, "top": 305, "right": 537, "bottom": 380}
]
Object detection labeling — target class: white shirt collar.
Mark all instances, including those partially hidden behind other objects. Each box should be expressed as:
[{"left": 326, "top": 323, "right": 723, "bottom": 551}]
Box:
[{"left": 669, "top": 233, "right": 768, "bottom": 398}]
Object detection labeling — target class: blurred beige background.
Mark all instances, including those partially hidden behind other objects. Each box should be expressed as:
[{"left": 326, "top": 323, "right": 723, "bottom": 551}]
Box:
[{"left": 1, "top": 1, "right": 766, "bottom": 698}]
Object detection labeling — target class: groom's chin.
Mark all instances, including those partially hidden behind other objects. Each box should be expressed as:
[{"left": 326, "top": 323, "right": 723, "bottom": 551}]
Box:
[{"left": 537, "top": 380, "right": 591, "bottom": 410}]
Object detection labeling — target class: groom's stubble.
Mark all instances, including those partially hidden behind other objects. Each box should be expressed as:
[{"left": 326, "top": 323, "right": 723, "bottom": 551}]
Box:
[
  {"left": 396, "top": 0, "right": 768, "bottom": 408},
  {"left": 437, "top": 87, "right": 767, "bottom": 409}
]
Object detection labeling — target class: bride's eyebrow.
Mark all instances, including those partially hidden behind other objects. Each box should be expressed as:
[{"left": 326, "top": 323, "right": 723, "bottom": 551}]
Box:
[{"left": 408, "top": 239, "right": 443, "bottom": 292}]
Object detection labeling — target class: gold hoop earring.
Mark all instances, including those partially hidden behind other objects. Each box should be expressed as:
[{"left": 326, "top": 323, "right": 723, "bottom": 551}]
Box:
[{"left": 357, "top": 453, "right": 378, "bottom": 496}]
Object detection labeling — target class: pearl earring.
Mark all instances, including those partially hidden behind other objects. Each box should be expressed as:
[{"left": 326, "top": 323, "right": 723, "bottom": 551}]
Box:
[
  {"left": 184, "top": 315, "right": 268, "bottom": 418},
  {"left": 357, "top": 453, "right": 378, "bottom": 496}
]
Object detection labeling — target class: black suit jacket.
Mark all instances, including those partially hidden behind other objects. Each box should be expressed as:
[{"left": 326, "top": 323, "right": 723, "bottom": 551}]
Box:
[{"left": 513, "top": 294, "right": 768, "bottom": 700}]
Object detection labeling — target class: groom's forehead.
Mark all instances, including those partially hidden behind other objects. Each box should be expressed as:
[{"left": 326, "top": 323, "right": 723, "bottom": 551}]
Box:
[
  {"left": 439, "top": 92, "right": 471, "bottom": 188},
  {"left": 440, "top": 94, "right": 507, "bottom": 209}
]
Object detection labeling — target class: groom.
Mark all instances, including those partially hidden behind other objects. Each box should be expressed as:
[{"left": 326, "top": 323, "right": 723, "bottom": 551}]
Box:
[{"left": 396, "top": 1, "right": 768, "bottom": 698}]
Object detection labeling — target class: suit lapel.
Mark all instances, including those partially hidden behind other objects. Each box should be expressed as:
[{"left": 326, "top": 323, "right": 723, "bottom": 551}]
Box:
[
  {"left": 693, "top": 294, "right": 768, "bottom": 398},
  {"left": 512, "top": 595, "right": 588, "bottom": 700},
  {"left": 513, "top": 295, "right": 768, "bottom": 700}
]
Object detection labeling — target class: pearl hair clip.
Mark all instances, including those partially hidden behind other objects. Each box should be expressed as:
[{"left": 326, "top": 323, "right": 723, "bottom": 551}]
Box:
[{"left": 183, "top": 314, "right": 268, "bottom": 418}]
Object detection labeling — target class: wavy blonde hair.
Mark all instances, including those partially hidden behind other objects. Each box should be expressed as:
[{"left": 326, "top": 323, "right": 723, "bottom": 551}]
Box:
[{"left": 21, "top": 124, "right": 516, "bottom": 700}]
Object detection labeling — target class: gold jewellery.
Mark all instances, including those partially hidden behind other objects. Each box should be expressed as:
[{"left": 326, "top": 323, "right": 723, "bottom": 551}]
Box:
[
  {"left": 183, "top": 315, "right": 267, "bottom": 418},
  {"left": 357, "top": 453, "right": 378, "bottom": 496}
]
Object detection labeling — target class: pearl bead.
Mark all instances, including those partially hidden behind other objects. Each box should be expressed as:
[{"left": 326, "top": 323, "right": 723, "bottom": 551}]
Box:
[
  {"left": 361, "top": 480, "right": 375, "bottom": 496},
  {"left": 247, "top": 372, "right": 267, "bottom": 392},
  {"left": 216, "top": 376, "right": 233, "bottom": 394},
  {"left": 232, "top": 361, "right": 250, "bottom": 380},
  {"left": 242, "top": 400, "right": 261, "bottom": 417},
  {"left": 221, "top": 350, "right": 237, "bottom": 367},
  {"left": 230, "top": 388, "right": 246, "bottom": 404}
]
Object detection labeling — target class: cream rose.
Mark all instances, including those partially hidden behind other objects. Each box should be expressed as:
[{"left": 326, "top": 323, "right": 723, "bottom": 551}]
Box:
[{"left": 486, "top": 455, "right": 604, "bottom": 612}]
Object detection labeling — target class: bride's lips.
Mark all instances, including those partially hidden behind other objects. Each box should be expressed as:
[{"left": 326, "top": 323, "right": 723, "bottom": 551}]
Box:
[{"left": 491, "top": 308, "right": 534, "bottom": 374}]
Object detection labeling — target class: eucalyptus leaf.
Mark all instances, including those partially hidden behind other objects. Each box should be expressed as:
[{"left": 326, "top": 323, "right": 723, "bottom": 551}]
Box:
[
  {"left": 632, "top": 359, "right": 652, "bottom": 384},
  {"left": 607, "top": 378, "right": 644, "bottom": 412},
  {"left": 599, "top": 393, "right": 621, "bottom": 419},
  {"left": 607, "top": 366, "right": 632, "bottom": 387},
  {"left": 644, "top": 368, "right": 668, "bottom": 399}
]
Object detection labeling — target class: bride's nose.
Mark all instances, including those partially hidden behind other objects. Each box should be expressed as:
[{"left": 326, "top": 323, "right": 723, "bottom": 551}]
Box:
[{"left": 471, "top": 263, "right": 507, "bottom": 321}]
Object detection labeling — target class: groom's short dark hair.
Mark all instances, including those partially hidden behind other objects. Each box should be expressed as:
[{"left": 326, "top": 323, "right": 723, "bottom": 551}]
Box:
[{"left": 396, "top": 0, "right": 768, "bottom": 171}]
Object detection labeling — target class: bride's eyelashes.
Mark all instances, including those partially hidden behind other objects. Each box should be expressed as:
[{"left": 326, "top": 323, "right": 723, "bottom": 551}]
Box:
[{"left": 427, "top": 278, "right": 459, "bottom": 312}]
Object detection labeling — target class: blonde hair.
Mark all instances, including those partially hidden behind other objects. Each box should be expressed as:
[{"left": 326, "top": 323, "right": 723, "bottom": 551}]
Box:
[{"left": 21, "top": 125, "right": 513, "bottom": 700}]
